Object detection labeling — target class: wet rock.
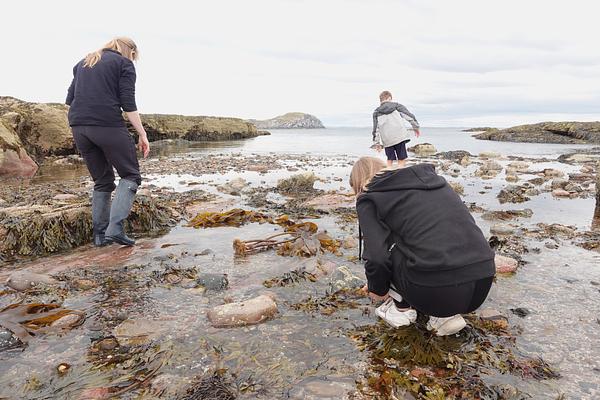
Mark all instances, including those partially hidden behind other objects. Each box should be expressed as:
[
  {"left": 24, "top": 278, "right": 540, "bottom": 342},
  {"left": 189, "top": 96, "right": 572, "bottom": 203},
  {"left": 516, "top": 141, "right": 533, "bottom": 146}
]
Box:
[
  {"left": 476, "top": 160, "right": 503, "bottom": 178},
  {"left": 524, "top": 188, "right": 540, "bottom": 197},
  {"left": 137, "top": 188, "right": 152, "bottom": 197},
  {"left": 6, "top": 271, "right": 58, "bottom": 291},
  {"left": 342, "top": 236, "right": 358, "bottom": 250},
  {"left": 478, "top": 151, "right": 501, "bottom": 159},
  {"left": 0, "top": 119, "right": 38, "bottom": 177},
  {"left": 564, "top": 182, "right": 583, "bottom": 193},
  {"left": 436, "top": 150, "right": 472, "bottom": 163},
  {"left": 481, "top": 209, "right": 533, "bottom": 221},
  {"left": 408, "top": 143, "right": 437, "bottom": 156},
  {"left": 507, "top": 161, "right": 530, "bottom": 172},
  {"left": 543, "top": 168, "right": 564, "bottom": 178},
  {"left": 113, "top": 319, "right": 169, "bottom": 345},
  {"left": 303, "top": 193, "right": 355, "bottom": 211},
  {"left": 495, "top": 254, "right": 518, "bottom": 274},
  {"left": 551, "top": 178, "right": 569, "bottom": 190},
  {"left": 479, "top": 308, "right": 509, "bottom": 329},
  {"left": 50, "top": 313, "right": 84, "bottom": 329},
  {"left": 288, "top": 377, "right": 355, "bottom": 399},
  {"left": 552, "top": 189, "right": 571, "bottom": 197},
  {"left": 197, "top": 248, "right": 214, "bottom": 256},
  {"left": 497, "top": 185, "right": 530, "bottom": 203},
  {"left": 95, "top": 337, "right": 119, "bottom": 351},
  {"left": 52, "top": 193, "right": 78, "bottom": 201},
  {"left": 330, "top": 266, "right": 364, "bottom": 291},
  {"left": 196, "top": 273, "right": 229, "bottom": 291},
  {"left": 449, "top": 182, "right": 464, "bottom": 195},
  {"left": 490, "top": 224, "right": 515, "bottom": 236},
  {"left": 510, "top": 307, "right": 531, "bottom": 317},
  {"left": 218, "top": 177, "right": 248, "bottom": 196},
  {"left": 207, "top": 294, "right": 278, "bottom": 328},
  {"left": 528, "top": 177, "right": 545, "bottom": 186},
  {"left": 0, "top": 328, "right": 22, "bottom": 351}
]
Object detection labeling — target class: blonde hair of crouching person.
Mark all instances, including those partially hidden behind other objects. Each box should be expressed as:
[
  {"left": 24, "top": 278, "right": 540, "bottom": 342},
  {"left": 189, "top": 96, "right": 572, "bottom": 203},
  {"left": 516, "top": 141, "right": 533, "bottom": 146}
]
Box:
[{"left": 350, "top": 157, "right": 496, "bottom": 336}]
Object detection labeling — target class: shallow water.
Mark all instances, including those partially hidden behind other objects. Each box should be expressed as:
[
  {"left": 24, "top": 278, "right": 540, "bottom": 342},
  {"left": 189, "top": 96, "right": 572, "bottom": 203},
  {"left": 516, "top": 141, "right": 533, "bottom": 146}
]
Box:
[{"left": 0, "top": 128, "right": 599, "bottom": 399}]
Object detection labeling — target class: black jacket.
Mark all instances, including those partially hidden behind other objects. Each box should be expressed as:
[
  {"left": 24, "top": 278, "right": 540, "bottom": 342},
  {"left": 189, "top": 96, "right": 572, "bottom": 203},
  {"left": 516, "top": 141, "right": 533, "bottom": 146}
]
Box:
[
  {"left": 357, "top": 164, "right": 495, "bottom": 295},
  {"left": 66, "top": 49, "right": 137, "bottom": 127}
]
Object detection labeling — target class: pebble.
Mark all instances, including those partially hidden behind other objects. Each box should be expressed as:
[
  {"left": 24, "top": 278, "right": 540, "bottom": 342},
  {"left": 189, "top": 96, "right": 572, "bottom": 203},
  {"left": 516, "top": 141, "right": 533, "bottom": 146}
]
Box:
[
  {"left": 510, "top": 307, "right": 531, "bottom": 317},
  {"left": 207, "top": 294, "right": 278, "bottom": 328},
  {"left": 196, "top": 273, "right": 229, "bottom": 291},
  {"left": 50, "top": 313, "right": 83, "bottom": 328},
  {"left": 52, "top": 193, "right": 78, "bottom": 201},
  {"left": 490, "top": 224, "right": 515, "bottom": 236},
  {"left": 552, "top": 189, "right": 570, "bottom": 197},
  {"left": 495, "top": 254, "right": 518, "bottom": 274},
  {"left": 329, "top": 266, "right": 364, "bottom": 291},
  {"left": 342, "top": 236, "right": 358, "bottom": 250},
  {"left": 478, "top": 151, "right": 501, "bottom": 159},
  {"left": 288, "top": 377, "right": 355, "bottom": 399},
  {"left": 6, "top": 271, "right": 58, "bottom": 291},
  {"left": 505, "top": 174, "right": 519, "bottom": 183},
  {"left": 543, "top": 168, "right": 564, "bottom": 178},
  {"left": 551, "top": 179, "right": 568, "bottom": 190}
]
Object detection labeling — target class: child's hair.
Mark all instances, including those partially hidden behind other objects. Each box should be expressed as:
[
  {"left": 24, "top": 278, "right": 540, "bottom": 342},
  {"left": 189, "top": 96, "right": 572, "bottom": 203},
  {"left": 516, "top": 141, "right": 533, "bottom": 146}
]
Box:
[
  {"left": 349, "top": 156, "right": 386, "bottom": 195},
  {"left": 379, "top": 90, "right": 392, "bottom": 102},
  {"left": 83, "top": 37, "right": 139, "bottom": 68}
]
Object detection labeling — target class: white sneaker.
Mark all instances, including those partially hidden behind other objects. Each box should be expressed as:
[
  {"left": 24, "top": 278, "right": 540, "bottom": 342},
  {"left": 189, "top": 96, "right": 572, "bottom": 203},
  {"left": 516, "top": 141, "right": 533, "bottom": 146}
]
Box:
[
  {"left": 375, "top": 298, "right": 417, "bottom": 328},
  {"left": 427, "top": 315, "right": 467, "bottom": 336}
]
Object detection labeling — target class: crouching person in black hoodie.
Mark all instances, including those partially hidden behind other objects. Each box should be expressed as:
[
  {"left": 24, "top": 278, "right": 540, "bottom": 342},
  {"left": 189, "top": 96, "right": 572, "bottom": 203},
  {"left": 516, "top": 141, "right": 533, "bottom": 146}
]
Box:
[{"left": 350, "top": 157, "right": 495, "bottom": 336}]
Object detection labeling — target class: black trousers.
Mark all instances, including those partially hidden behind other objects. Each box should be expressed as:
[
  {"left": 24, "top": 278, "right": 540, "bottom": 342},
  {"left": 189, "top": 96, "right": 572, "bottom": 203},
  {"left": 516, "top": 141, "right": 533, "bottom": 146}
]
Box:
[
  {"left": 393, "top": 277, "right": 494, "bottom": 318},
  {"left": 72, "top": 126, "right": 141, "bottom": 192}
]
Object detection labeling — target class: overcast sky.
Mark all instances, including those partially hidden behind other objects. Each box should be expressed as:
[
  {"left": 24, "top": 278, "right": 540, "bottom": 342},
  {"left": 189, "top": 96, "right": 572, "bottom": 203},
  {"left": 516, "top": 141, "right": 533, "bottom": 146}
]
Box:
[{"left": 2, "top": 0, "right": 599, "bottom": 127}]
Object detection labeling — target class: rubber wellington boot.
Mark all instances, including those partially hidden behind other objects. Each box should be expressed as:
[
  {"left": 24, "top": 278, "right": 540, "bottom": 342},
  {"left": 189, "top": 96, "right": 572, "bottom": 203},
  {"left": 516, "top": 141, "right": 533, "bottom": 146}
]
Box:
[
  {"left": 92, "top": 190, "right": 112, "bottom": 246},
  {"left": 105, "top": 179, "right": 138, "bottom": 246}
]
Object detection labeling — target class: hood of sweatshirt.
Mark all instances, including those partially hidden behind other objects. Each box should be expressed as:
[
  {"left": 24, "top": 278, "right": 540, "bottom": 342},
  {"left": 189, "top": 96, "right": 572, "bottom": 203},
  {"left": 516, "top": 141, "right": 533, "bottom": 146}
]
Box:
[
  {"left": 365, "top": 163, "right": 446, "bottom": 192},
  {"left": 374, "top": 101, "right": 401, "bottom": 116}
]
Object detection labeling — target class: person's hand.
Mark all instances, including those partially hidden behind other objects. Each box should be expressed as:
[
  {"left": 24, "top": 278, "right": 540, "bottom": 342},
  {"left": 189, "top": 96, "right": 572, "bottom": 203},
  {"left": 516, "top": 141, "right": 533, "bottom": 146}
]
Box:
[
  {"left": 376, "top": 144, "right": 383, "bottom": 153},
  {"left": 138, "top": 134, "right": 150, "bottom": 158},
  {"left": 361, "top": 284, "right": 389, "bottom": 302},
  {"left": 415, "top": 129, "right": 421, "bottom": 138}
]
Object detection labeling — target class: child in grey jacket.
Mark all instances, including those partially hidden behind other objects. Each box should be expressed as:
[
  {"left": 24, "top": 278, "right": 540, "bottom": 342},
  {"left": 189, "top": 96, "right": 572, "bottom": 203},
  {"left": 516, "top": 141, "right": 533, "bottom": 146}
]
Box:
[{"left": 372, "top": 91, "right": 420, "bottom": 167}]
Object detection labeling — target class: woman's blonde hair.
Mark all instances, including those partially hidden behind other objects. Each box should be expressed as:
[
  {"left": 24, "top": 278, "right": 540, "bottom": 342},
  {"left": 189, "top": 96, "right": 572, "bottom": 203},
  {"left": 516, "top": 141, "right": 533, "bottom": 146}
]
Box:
[
  {"left": 349, "top": 156, "right": 386, "bottom": 195},
  {"left": 83, "top": 37, "right": 138, "bottom": 68}
]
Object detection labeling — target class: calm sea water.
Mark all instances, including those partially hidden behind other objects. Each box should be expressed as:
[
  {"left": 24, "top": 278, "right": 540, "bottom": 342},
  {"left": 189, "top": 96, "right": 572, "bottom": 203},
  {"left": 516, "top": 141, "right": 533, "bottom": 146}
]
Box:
[{"left": 154, "top": 127, "right": 594, "bottom": 159}]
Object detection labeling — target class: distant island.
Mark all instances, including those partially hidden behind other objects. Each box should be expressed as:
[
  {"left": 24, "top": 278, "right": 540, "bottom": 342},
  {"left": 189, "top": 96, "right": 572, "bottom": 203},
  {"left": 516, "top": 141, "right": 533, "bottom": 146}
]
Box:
[
  {"left": 248, "top": 112, "right": 325, "bottom": 129},
  {"left": 472, "top": 121, "right": 600, "bottom": 144}
]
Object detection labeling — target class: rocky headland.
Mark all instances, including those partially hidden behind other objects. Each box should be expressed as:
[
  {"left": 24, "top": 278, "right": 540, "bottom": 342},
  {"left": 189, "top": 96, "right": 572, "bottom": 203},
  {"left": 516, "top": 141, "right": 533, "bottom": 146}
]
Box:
[
  {"left": 248, "top": 112, "right": 325, "bottom": 129},
  {"left": 473, "top": 121, "right": 600, "bottom": 144},
  {"left": 0, "top": 97, "right": 268, "bottom": 177}
]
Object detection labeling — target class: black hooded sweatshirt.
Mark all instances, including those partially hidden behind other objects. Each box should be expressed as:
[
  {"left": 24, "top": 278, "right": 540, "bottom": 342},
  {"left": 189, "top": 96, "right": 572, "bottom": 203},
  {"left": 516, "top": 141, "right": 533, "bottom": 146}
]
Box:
[{"left": 356, "top": 163, "right": 495, "bottom": 296}]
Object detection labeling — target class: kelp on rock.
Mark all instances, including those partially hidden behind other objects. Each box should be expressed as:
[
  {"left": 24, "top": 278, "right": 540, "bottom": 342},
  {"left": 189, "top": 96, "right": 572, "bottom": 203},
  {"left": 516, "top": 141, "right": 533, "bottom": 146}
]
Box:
[{"left": 0, "top": 196, "right": 176, "bottom": 259}]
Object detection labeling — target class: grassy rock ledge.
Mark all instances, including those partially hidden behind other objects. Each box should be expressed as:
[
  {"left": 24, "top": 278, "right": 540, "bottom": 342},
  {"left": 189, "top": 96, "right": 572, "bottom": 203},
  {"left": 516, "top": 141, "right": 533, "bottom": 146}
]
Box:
[
  {"left": 0, "top": 96, "right": 268, "bottom": 177},
  {"left": 474, "top": 121, "right": 600, "bottom": 144}
]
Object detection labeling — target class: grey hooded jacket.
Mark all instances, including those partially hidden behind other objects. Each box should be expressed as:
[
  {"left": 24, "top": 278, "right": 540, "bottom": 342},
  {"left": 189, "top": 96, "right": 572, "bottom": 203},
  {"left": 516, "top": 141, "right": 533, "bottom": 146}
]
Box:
[{"left": 372, "top": 101, "right": 419, "bottom": 147}]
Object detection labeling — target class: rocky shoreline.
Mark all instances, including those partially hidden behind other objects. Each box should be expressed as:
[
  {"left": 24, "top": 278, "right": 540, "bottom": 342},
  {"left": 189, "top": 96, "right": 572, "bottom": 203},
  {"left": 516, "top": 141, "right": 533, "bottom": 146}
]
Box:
[
  {"left": 473, "top": 121, "right": 600, "bottom": 144},
  {"left": 0, "top": 96, "right": 269, "bottom": 177}
]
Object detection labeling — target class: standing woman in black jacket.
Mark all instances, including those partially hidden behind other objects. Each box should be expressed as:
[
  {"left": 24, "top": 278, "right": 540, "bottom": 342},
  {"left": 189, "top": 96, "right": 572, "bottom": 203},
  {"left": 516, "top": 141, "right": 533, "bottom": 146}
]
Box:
[
  {"left": 66, "top": 37, "right": 150, "bottom": 247},
  {"left": 350, "top": 157, "right": 495, "bottom": 336}
]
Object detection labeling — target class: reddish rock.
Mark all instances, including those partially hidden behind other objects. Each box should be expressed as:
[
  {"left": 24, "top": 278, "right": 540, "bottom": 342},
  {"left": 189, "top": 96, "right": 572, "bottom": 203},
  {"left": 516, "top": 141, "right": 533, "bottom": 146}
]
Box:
[
  {"left": 552, "top": 189, "right": 570, "bottom": 197},
  {"left": 495, "top": 254, "right": 518, "bottom": 274},
  {"left": 207, "top": 294, "right": 277, "bottom": 328}
]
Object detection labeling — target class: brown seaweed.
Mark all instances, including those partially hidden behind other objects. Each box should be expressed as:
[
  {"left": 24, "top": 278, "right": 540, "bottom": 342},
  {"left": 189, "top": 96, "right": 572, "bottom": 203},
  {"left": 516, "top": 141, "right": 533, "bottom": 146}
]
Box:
[{"left": 0, "top": 303, "right": 85, "bottom": 344}]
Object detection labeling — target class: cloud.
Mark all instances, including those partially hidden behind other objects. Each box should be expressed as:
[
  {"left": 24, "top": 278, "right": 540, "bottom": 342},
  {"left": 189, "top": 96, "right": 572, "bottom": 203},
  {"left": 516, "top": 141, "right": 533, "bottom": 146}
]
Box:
[{"left": 1, "top": 0, "right": 600, "bottom": 126}]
